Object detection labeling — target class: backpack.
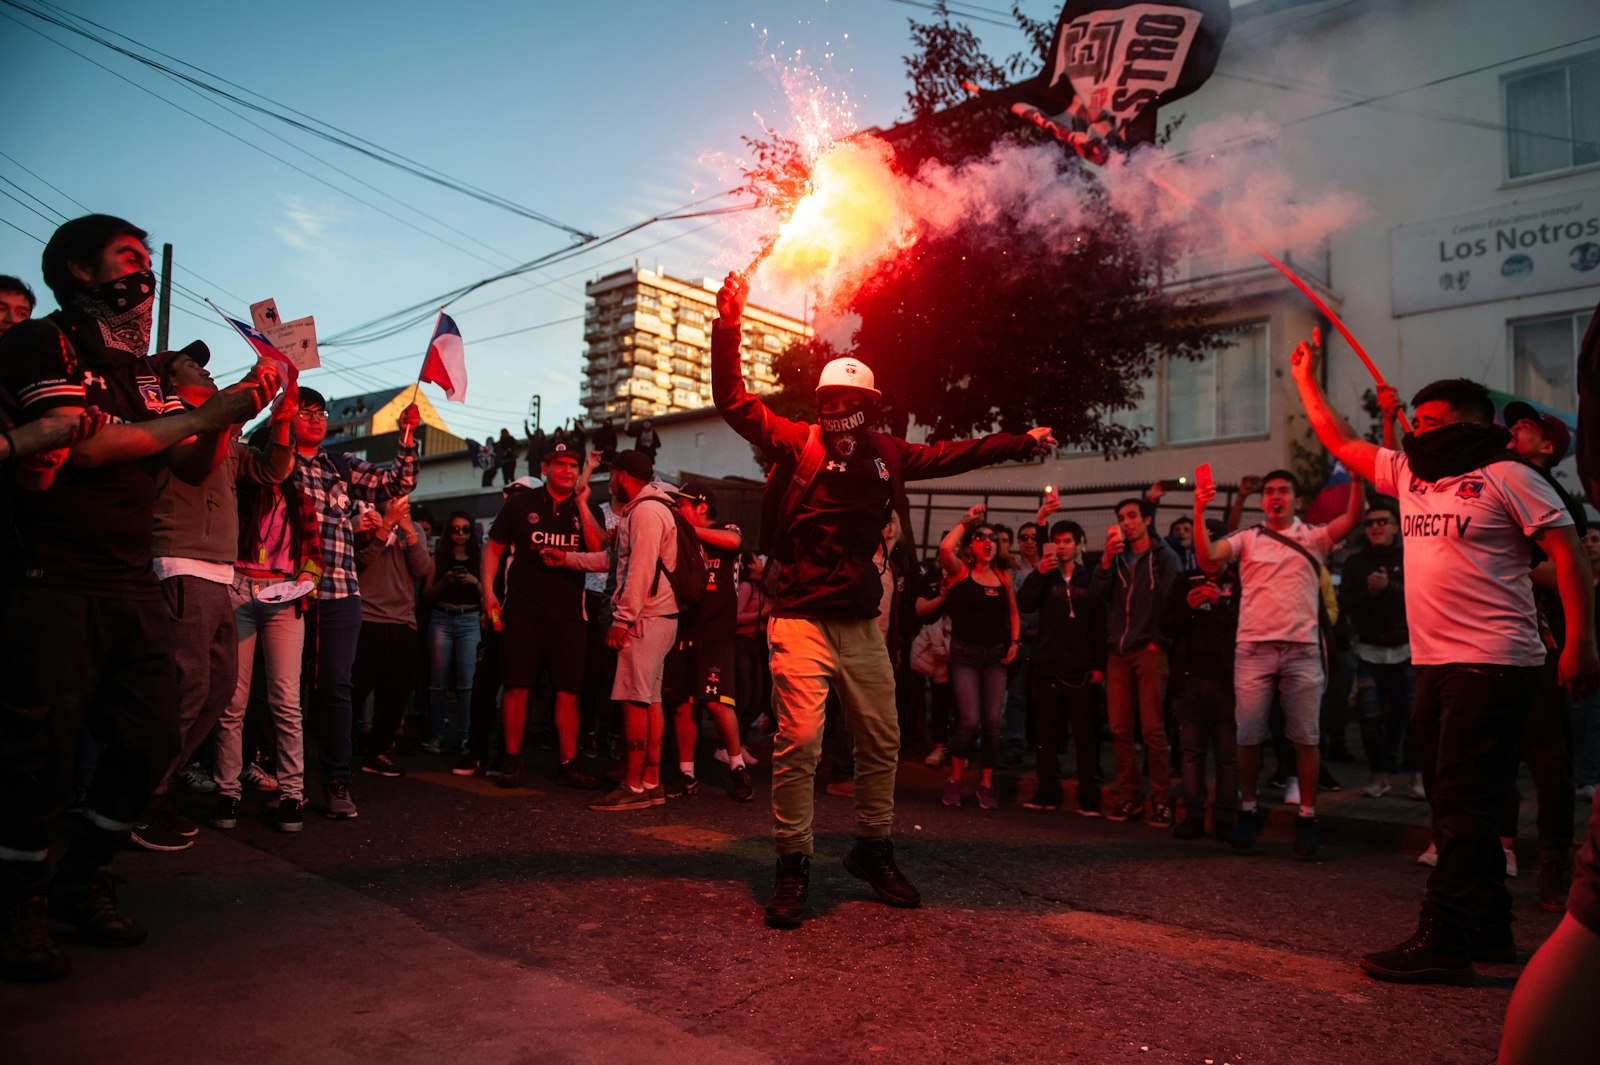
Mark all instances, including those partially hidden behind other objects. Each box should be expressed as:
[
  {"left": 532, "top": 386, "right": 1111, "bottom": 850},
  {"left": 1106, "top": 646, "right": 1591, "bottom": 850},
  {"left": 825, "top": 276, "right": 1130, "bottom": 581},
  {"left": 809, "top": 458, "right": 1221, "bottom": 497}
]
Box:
[{"left": 641, "top": 497, "right": 710, "bottom": 611}]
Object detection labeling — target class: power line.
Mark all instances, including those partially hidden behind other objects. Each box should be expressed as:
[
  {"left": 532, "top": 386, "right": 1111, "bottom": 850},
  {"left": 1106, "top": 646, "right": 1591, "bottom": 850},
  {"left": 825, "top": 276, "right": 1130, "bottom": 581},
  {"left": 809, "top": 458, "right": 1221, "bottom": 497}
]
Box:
[{"left": 8, "top": 0, "right": 597, "bottom": 241}]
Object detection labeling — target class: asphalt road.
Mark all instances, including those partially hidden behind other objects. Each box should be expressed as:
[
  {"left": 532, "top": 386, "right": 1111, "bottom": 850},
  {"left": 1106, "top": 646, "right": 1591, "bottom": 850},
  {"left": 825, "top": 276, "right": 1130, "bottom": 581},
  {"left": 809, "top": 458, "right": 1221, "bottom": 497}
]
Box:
[{"left": 5, "top": 752, "right": 1563, "bottom": 1065}]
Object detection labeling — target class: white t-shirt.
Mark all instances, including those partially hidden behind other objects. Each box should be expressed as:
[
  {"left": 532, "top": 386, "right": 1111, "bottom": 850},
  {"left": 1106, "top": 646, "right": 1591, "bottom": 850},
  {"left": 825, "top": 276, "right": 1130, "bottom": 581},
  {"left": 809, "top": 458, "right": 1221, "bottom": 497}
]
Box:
[
  {"left": 1224, "top": 519, "right": 1335, "bottom": 644},
  {"left": 1373, "top": 447, "right": 1572, "bottom": 667}
]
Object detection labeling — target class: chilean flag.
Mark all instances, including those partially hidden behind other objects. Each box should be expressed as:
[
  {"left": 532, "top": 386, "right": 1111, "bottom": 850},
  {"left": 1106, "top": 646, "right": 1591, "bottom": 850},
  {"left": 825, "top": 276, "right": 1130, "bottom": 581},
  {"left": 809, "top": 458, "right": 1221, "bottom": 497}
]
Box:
[
  {"left": 419, "top": 312, "right": 466, "bottom": 403},
  {"left": 1304, "top": 460, "right": 1354, "bottom": 524},
  {"left": 224, "top": 315, "right": 299, "bottom": 401}
]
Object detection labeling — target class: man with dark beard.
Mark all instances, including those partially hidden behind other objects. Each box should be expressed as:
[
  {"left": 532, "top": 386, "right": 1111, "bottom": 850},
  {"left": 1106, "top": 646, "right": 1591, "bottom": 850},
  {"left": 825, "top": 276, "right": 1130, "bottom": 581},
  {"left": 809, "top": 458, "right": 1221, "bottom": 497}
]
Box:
[
  {"left": 0, "top": 215, "right": 275, "bottom": 980},
  {"left": 711, "top": 272, "right": 1057, "bottom": 929}
]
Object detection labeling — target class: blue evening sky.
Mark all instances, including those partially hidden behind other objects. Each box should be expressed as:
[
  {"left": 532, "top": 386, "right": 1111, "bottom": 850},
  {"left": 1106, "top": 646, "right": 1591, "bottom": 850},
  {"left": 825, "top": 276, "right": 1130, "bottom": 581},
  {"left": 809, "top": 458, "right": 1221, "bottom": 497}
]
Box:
[{"left": 1, "top": 0, "right": 1047, "bottom": 439}]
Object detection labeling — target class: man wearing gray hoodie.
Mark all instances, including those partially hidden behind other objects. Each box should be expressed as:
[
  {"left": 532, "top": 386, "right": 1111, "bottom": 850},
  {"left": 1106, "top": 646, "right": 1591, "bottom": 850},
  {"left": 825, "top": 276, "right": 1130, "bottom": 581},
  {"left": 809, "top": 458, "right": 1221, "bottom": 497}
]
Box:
[{"left": 1090, "top": 497, "right": 1179, "bottom": 826}]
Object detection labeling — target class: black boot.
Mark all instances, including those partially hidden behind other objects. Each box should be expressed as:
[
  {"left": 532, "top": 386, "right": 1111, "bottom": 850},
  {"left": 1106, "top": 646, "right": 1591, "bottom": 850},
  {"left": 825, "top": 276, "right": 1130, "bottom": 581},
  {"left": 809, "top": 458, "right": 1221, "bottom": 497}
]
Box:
[
  {"left": 48, "top": 872, "right": 146, "bottom": 947},
  {"left": 843, "top": 836, "right": 921, "bottom": 908},
  {"left": 1359, "top": 922, "right": 1473, "bottom": 986},
  {"left": 765, "top": 853, "right": 811, "bottom": 930},
  {"left": 2, "top": 896, "right": 69, "bottom": 981},
  {"left": 1467, "top": 922, "right": 1518, "bottom": 964}
]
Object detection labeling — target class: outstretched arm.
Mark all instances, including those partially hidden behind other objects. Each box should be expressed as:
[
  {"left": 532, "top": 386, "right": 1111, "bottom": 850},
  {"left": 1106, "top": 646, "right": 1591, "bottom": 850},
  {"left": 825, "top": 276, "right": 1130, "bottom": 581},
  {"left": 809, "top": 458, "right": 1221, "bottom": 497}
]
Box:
[
  {"left": 1289, "top": 331, "right": 1379, "bottom": 483},
  {"left": 711, "top": 272, "right": 808, "bottom": 457},
  {"left": 1325, "top": 468, "right": 1366, "bottom": 544}
]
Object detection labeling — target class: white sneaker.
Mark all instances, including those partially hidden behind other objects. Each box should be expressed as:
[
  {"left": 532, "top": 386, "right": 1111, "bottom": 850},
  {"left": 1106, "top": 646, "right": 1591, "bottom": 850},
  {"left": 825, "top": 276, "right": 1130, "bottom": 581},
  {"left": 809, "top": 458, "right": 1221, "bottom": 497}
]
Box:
[
  {"left": 1504, "top": 847, "right": 1518, "bottom": 878},
  {"left": 242, "top": 763, "right": 279, "bottom": 792},
  {"left": 175, "top": 762, "right": 218, "bottom": 794},
  {"left": 1417, "top": 843, "right": 1438, "bottom": 866},
  {"left": 714, "top": 746, "right": 762, "bottom": 767},
  {"left": 1408, "top": 774, "right": 1427, "bottom": 801},
  {"left": 1283, "top": 777, "right": 1301, "bottom": 805},
  {"left": 924, "top": 744, "right": 950, "bottom": 768},
  {"left": 1362, "top": 775, "right": 1391, "bottom": 798}
]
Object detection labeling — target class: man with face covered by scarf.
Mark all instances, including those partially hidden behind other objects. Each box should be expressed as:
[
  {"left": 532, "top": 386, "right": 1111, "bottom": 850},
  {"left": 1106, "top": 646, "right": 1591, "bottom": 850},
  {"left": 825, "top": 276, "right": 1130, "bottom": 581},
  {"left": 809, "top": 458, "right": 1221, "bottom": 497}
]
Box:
[
  {"left": 0, "top": 214, "right": 277, "bottom": 981},
  {"left": 1290, "top": 336, "right": 1598, "bottom": 988},
  {"left": 712, "top": 272, "right": 1057, "bottom": 929}
]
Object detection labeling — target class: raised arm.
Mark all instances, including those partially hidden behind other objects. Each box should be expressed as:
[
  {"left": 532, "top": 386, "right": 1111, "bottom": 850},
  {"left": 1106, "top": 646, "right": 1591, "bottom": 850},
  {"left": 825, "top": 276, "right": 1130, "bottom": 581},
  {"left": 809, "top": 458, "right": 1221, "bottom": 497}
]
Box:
[
  {"left": 1191, "top": 478, "right": 1234, "bottom": 567},
  {"left": 711, "top": 272, "right": 808, "bottom": 456},
  {"left": 1289, "top": 331, "right": 1379, "bottom": 482},
  {"left": 1225, "top": 474, "right": 1261, "bottom": 532},
  {"left": 940, "top": 506, "right": 982, "bottom": 576},
  {"left": 345, "top": 404, "right": 421, "bottom": 501},
  {"left": 1325, "top": 469, "right": 1367, "bottom": 545}
]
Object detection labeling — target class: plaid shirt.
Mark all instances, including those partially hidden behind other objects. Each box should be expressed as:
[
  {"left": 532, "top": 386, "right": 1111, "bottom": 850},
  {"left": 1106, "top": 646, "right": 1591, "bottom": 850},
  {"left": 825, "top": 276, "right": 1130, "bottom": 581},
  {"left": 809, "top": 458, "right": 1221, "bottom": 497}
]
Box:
[{"left": 292, "top": 443, "right": 418, "bottom": 600}]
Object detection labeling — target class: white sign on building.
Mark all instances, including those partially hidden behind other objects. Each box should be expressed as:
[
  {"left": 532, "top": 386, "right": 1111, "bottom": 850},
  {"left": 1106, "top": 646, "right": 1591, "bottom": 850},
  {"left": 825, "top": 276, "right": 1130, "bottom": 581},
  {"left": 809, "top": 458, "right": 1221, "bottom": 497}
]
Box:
[{"left": 1391, "top": 187, "right": 1600, "bottom": 316}]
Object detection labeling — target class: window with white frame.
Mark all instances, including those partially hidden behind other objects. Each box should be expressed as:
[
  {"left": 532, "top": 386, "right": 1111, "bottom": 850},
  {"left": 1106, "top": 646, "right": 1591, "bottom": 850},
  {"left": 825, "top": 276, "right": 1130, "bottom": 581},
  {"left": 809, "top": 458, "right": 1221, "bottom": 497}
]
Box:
[
  {"left": 1505, "top": 52, "right": 1600, "bottom": 180},
  {"left": 1512, "top": 309, "right": 1594, "bottom": 414},
  {"left": 1165, "top": 322, "right": 1270, "bottom": 444}
]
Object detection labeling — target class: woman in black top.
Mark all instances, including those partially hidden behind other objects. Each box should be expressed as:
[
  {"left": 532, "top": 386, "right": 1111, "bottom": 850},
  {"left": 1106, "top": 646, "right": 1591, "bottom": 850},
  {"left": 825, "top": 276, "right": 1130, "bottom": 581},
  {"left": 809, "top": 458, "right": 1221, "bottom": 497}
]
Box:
[
  {"left": 939, "top": 505, "right": 1020, "bottom": 810},
  {"left": 424, "top": 511, "right": 482, "bottom": 752}
]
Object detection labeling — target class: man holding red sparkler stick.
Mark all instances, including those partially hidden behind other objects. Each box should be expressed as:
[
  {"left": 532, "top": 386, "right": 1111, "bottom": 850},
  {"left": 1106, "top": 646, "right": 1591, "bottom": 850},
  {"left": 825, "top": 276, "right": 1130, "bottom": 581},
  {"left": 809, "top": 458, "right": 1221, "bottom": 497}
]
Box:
[
  {"left": 1289, "top": 333, "right": 1598, "bottom": 986},
  {"left": 712, "top": 271, "right": 1056, "bottom": 929}
]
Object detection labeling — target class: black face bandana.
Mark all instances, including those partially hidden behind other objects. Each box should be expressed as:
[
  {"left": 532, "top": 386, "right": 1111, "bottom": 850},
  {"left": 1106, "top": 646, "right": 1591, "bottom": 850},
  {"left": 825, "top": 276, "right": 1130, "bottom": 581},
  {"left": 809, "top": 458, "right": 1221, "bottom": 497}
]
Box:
[
  {"left": 69, "top": 269, "right": 156, "bottom": 356},
  {"left": 820, "top": 406, "right": 867, "bottom": 459},
  {"left": 1402, "top": 422, "right": 1513, "bottom": 482}
]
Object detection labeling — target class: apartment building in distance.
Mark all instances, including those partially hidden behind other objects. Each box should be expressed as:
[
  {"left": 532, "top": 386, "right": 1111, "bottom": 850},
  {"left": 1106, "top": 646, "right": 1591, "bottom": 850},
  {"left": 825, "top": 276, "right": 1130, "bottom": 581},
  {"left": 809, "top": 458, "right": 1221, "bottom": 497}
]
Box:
[{"left": 581, "top": 265, "right": 811, "bottom": 425}]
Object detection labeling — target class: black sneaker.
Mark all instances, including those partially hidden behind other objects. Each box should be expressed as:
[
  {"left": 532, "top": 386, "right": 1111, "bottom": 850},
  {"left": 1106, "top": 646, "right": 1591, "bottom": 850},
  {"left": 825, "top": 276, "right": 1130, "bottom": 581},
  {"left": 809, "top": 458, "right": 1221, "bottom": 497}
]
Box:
[
  {"left": 153, "top": 795, "right": 199, "bottom": 838},
  {"left": 1105, "top": 799, "right": 1144, "bottom": 823},
  {"left": 1230, "top": 808, "right": 1262, "bottom": 852},
  {"left": 842, "top": 837, "right": 922, "bottom": 908},
  {"left": 362, "top": 753, "right": 404, "bottom": 778},
  {"left": 1293, "top": 813, "right": 1319, "bottom": 858},
  {"left": 727, "top": 766, "right": 755, "bottom": 803},
  {"left": 269, "top": 797, "right": 304, "bottom": 834},
  {"left": 208, "top": 795, "right": 240, "bottom": 830},
  {"left": 323, "top": 778, "right": 358, "bottom": 820},
  {"left": 1360, "top": 925, "right": 1474, "bottom": 986},
  {"left": 1172, "top": 816, "right": 1205, "bottom": 840},
  {"left": 666, "top": 774, "right": 701, "bottom": 799},
  {"left": 1212, "top": 814, "right": 1235, "bottom": 843},
  {"left": 495, "top": 753, "right": 524, "bottom": 789},
  {"left": 764, "top": 853, "right": 811, "bottom": 929},
  {"left": 451, "top": 752, "right": 482, "bottom": 777},
  {"left": 1148, "top": 802, "right": 1174, "bottom": 829},
  {"left": 48, "top": 873, "right": 146, "bottom": 947},
  {"left": 1, "top": 896, "right": 69, "bottom": 981},
  {"left": 1318, "top": 765, "right": 1342, "bottom": 792},
  {"left": 129, "top": 805, "right": 195, "bottom": 853},
  {"left": 1023, "top": 789, "right": 1062, "bottom": 811},
  {"left": 556, "top": 759, "right": 599, "bottom": 790},
  {"left": 1265, "top": 768, "right": 1289, "bottom": 791}
]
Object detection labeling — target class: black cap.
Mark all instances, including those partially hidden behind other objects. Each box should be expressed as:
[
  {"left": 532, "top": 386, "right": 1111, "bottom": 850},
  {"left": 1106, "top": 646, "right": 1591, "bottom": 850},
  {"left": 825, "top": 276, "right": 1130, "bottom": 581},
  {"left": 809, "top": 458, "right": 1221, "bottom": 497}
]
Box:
[
  {"left": 612, "top": 448, "right": 653, "bottom": 481},
  {"left": 671, "top": 482, "right": 716, "bottom": 511},
  {"left": 150, "top": 339, "right": 210, "bottom": 379},
  {"left": 543, "top": 440, "right": 581, "bottom": 464}
]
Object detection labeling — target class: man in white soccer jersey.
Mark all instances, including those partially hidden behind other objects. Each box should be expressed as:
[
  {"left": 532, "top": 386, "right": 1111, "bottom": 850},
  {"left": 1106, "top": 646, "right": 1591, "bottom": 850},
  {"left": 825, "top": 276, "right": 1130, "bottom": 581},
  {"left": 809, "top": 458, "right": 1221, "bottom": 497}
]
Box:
[{"left": 1289, "top": 338, "right": 1598, "bottom": 986}]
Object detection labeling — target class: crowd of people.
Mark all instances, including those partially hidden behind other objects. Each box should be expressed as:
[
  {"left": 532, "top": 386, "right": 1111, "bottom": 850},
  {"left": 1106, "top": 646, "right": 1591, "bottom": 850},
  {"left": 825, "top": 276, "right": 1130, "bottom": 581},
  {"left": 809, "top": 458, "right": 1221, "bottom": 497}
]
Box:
[
  {"left": 471, "top": 414, "right": 661, "bottom": 488},
  {"left": 3, "top": 224, "right": 1600, "bottom": 1052}
]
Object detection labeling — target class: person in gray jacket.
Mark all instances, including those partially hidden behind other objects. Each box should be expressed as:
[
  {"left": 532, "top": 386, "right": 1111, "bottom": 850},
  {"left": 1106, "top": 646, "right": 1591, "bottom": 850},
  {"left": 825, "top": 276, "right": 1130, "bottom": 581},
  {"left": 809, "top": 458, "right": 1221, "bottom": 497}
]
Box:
[
  {"left": 1089, "top": 497, "right": 1180, "bottom": 826},
  {"left": 134, "top": 342, "right": 296, "bottom": 852}
]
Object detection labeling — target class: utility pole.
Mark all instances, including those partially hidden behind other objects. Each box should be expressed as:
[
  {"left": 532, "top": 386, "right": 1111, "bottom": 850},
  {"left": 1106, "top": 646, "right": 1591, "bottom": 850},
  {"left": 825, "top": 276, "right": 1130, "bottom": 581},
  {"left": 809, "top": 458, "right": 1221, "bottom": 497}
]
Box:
[
  {"left": 527, "top": 394, "right": 541, "bottom": 432},
  {"left": 156, "top": 242, "right": 173, "bottom": 351}
]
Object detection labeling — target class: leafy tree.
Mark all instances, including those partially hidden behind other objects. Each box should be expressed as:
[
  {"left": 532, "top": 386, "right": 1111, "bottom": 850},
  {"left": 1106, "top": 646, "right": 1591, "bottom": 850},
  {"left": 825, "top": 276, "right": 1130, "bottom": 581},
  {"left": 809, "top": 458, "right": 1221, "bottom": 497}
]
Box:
[{"left": 742, "top": 1, "right": 1233, "bottom": 457}]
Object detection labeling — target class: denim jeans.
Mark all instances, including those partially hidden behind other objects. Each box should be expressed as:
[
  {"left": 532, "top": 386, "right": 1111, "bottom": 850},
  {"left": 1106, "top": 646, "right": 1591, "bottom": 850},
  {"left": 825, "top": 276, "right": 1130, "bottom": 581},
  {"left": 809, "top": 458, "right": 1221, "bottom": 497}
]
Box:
[
  {"left": 1357, "top": 658, "right": 1414, "bottom": 775},
  {"left": 1105, "top": 645, "right": 1171, "bottom": 808},
  {"left": 429, "top": 609, "right": 481, "bottom": 745},
  {"left": 220, "top": 576, "right": 305, "bottom": 801},
  {"left": 1235, "top": 641, "right": 1325, "bottom": 746},
  {"left": 305, "top": 594, "right": 362, "bottom": 784},
  {"left": 950, "top": 642, "right": 1008, "bottom": 770}
]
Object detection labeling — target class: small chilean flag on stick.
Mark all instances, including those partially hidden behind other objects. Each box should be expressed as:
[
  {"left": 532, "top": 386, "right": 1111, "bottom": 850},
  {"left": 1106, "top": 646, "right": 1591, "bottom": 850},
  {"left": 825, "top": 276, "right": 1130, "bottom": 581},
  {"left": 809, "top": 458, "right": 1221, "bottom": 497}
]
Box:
[
  {"left": 205, "top": 298, "right": 299, "bottom": 404},
  {"left": 417, "top": 310, "right": 467, "bottom": 403}
]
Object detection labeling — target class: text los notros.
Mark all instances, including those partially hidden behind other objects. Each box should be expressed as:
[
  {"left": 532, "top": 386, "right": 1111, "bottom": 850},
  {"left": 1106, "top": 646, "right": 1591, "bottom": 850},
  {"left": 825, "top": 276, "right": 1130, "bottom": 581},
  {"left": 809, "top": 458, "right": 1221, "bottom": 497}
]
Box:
[{"left": 1439, "top": 217, "right": 1600, "bottom": 262}]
